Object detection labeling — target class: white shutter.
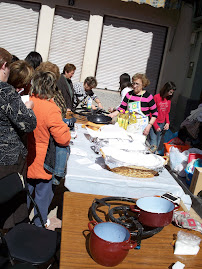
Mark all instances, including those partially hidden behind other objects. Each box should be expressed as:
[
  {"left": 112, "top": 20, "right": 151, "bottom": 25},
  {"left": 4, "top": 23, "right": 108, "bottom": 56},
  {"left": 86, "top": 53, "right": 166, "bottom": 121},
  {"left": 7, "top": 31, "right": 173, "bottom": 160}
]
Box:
[
  {"left": 96, "top": 16, "right": 167, "bottom": 94},
  {"left": 0, "top": 0, "right": 40, "bottom": 59},
  {"left": 48, "top": 6, "right": 90, "bottom": 83}
]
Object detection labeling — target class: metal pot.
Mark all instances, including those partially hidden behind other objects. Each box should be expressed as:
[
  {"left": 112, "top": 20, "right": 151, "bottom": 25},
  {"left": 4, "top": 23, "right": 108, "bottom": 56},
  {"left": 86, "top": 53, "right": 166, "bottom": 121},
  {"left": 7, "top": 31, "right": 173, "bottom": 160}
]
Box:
[
  {"left": 130, "top": 197, "right": 178, "bottom": 227},
  {"left": 87, "top": 114, "right": 112, "bottom": 124},
  {"left": 88, "top": 221, "right": 137, "bottom": 267}
]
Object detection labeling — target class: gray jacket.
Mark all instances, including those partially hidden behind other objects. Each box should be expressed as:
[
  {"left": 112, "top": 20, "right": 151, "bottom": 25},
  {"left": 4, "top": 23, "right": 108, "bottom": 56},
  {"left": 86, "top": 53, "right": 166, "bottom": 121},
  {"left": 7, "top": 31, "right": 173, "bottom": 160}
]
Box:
[{"left": 0, "top": 82, "right": 37, "bottom": 165}]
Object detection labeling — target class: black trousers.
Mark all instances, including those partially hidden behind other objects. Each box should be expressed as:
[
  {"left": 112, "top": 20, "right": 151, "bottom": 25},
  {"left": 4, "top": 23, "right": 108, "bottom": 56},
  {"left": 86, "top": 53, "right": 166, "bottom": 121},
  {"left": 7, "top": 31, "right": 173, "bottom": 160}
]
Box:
[{"left": 0, "top": 155, "right": 28, "bottom": 229}]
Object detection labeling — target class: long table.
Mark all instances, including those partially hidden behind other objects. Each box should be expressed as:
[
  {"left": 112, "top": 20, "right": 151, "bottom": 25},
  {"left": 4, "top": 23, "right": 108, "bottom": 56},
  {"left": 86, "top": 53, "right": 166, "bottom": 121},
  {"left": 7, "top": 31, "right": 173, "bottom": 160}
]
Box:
[
  {"left": 60, "top": 192, "right": 202, "bottom": 268},
  {"left": 65, "top": 124, "right": 191, "bottom": 209}
]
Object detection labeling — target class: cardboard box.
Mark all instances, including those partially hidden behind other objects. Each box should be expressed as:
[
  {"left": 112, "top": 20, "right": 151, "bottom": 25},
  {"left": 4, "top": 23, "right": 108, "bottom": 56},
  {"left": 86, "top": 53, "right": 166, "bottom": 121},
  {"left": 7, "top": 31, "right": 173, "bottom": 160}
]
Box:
[{"left": 189, "top": 167, "right": 202, "bottom": 195}]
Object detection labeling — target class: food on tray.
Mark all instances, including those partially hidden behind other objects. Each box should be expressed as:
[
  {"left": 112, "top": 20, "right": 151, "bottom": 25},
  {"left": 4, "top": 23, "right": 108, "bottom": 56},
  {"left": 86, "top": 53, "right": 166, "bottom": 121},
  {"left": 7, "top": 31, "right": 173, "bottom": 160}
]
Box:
[
  {"left": 85, "top": 121, "right": 105, "bottom": 128},
  {"left": 101, "top": 146, "right": 165, "bottom": 170},
  {"left": 86, "top": 124, "right": 133, "bottom": 140},
  {"left": 110, "top": 166, "right": 158, "bottom": 178},
  {"left": 82, "top": 125, "right": 99, "bottom": 131},
  {"left": 82, "top": 121, "right": 105, "bottom": 130}
]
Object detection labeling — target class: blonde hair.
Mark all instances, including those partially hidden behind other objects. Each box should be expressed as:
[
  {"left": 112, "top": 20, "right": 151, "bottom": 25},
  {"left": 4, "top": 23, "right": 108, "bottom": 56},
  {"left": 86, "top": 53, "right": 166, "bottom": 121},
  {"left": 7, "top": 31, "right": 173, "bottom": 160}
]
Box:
[
  {"left": 8, "top": 60, "right": 33, "bottom": 89},
  {"left": 36, "top": 61, "right": 60, "bottom": 81},
  {"left": 132, "top": 73, "right": 150, "bottom": 88},
  {"left": 30, "top": 71, "right": 57, "bottom": 100}
]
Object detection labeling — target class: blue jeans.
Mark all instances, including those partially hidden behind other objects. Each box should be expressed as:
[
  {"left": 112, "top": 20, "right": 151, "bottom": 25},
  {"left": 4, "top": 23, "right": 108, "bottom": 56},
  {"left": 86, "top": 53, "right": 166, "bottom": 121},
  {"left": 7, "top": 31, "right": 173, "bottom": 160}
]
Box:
[
  {"left": 44, "top": 145, "right": 70, "bottom": 185},
  {"left": 53, "top": 145, "right": 70, "bottom": 185},
  {"left": 44, "top": 118, "right": 71, "bottom": 185},
  {"left": 27, "top": 179, "right": 54, "bottom": 227},
  {"left": 149, "top": 123, "right": 165, "bottom": 151}
]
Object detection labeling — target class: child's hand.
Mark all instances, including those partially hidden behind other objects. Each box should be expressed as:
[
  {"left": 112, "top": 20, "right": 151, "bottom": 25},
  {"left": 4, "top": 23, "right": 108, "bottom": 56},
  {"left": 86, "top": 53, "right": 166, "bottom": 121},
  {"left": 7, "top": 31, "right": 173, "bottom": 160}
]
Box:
[{"left": 164, "top": 123, "right": 169, "bottom": 130}]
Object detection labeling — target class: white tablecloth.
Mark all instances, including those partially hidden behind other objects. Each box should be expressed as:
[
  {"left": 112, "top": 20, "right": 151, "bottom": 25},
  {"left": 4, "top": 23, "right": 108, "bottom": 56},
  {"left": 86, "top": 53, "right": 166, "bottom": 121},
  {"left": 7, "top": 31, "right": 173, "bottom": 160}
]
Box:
[{"left": 65, "top": 124, "right": 191, "bottom": 209}]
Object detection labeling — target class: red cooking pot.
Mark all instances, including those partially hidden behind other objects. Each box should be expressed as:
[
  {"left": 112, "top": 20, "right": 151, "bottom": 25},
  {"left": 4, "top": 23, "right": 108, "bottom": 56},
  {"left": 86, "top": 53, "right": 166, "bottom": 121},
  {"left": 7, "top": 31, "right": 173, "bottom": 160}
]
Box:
[
  {"left": 130, "top": 197, "right": 178, "bottom": 227},
  {"left": 88, "top": 220, "right": 137, "bottom": 267}
]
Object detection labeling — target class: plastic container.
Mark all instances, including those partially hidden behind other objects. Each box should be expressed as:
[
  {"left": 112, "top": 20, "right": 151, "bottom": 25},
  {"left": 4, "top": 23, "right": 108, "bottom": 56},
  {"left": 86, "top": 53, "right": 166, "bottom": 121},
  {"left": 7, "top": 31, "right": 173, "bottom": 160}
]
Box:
[
  {"left": 128, "top": 112, "right": 136, "bottom": 125},
  {"left": 87, "top": 97, "right": 92, "bottom": 109},
  {"left": 185, "top": 159, "right": 202, "bottom": 186},
  {"left": 188, "top": 153, "right": 202, "bottom": 164},
  {"left": 127, "top": 112, "right": 137, "bottom": 133},
  {"left": 185, "top": 168, "right": 193, "bottom": 186},
  {"left": 123, "top": 111, "right": 129, "bottom": 130},
  {"left": 164, "top": 137, "right": 190, "bottom": 156},
  {"left": 117, "top": 110, "right": 124, "bottom": 127}
]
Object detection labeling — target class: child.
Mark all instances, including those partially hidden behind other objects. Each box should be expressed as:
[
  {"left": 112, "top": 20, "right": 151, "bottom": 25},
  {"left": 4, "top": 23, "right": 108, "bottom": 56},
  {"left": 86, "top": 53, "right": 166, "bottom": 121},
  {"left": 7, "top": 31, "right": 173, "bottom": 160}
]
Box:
[{"left": 149, "top": 81, "right": 176, "bottom": 154}]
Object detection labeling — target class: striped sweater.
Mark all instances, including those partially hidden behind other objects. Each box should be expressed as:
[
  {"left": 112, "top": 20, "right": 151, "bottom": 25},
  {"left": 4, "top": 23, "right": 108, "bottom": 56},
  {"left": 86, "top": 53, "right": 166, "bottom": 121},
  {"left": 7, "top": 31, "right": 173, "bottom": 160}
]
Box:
[{"left": 118, "top": 90, "right": 158, "bottom": 118}]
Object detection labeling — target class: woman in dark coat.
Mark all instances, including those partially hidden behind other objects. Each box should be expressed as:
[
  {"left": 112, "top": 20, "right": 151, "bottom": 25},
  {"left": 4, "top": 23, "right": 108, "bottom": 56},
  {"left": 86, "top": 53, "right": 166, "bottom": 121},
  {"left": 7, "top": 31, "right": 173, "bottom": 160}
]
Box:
[{"left": 0, "top": 47, "right": 37, "bottom": 229}]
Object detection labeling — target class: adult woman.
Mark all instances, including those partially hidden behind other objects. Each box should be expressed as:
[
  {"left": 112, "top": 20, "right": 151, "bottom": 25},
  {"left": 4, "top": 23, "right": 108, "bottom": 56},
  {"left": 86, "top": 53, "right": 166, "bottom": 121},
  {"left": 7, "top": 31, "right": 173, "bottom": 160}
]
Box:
[
  {"left": 109, "top": 73, "right": 158, "bottom": 136},
  {"left": 8, "top": 60, "right": 33, "bottom": 95},
  {"left": 119, "top": 73, "right": 132, "bottom": 100},
  {"left": 0, "top": 47, "right": 36, "bottom": 229},
  {"left": 108, "top": 73, "right": 132, "bottom": 112},
  {"left": 25, "top": 51, "right": 43, "bottom": 70},
  {"left": 36, "top": 61, "right": 70, "bottom": 187},
  {"left": 36, "top": 61, "right": 67, "bottom": 117},
  {"left": 57, "top": 63, "right": 76, "bottom": 111},
  {"left": 27, "top": 70, "right": 71, "bottom": 227},
  {"left": 149, "top": 81, "right": 176, "bottom": 153},
  {"left": 11, "top": 54, "right": 19, "bottom": 63},
  {"left": 7, "top": 60, "right": 34, "bottom": 169},
  {"left": 73, "top": 76, "right": 103, "bottom": 110}
]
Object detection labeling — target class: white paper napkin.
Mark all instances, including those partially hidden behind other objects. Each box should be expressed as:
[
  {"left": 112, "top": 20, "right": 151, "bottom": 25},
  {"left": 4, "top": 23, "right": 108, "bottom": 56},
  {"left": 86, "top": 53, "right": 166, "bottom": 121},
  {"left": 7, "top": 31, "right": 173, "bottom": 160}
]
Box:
[
  {"left": 21, "top": 95, "right": 29, "bottom": 103},
  {"left": 88, "top": 164, "right": 102, "bottom": 170},
  {"left": 172, "top": 261, "right": 185, "bottom": 269},
  {"left": 75, "top": 158, "right": 92, "bottom": 165},
  {"left": 71, "top": 147, "right": 87, "bottom": 157},
  {"left": 86, "top": 124, "right": 132, "bottom": 140}
]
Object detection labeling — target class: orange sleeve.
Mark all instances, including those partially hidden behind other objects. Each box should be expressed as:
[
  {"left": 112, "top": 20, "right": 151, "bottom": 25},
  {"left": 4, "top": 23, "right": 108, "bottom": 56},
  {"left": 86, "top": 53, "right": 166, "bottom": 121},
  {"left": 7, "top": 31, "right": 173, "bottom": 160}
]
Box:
[{"left": 47, "top": 106, "right": 71, "bottom": 146}]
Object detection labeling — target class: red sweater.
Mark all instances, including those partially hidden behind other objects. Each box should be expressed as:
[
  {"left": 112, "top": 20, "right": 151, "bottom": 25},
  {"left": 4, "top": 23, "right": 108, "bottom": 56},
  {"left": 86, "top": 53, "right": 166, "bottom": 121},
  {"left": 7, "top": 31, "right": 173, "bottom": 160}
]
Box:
[{"left": 153, "top": 93, "right": 171, "bottom": 130}]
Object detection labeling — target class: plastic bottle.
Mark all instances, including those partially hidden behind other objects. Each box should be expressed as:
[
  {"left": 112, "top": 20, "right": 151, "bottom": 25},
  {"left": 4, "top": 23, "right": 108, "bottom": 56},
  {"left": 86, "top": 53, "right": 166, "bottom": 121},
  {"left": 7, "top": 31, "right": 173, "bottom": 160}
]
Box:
[
  {"left": 117, "top": 110, "right": 124, "bottom": 127},
  {"left": 127, "top": 112, "right": 137, "bottom": 133},
  {"left": 129, "top": 112, "right": 137, "bottom": 125},
  {"left": 123, "top": 111, "right": 129, "bottom": 130},
  {"left": 87, "top": 97, "right": 92, "bottom": 109}
]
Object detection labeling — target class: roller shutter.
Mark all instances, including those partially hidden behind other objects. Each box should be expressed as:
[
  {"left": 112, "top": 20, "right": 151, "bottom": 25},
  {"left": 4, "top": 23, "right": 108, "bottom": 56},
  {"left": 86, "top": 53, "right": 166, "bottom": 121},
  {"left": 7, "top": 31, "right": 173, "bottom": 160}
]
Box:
[
  {"left": 96, "top": 16, "right": 167, "bottom": 94},
  {"left": 48, "top": 6, "right": 90, "bottom": 83},
  {"left": 0, "top": 0, "right": 40, "bottom": 59}
]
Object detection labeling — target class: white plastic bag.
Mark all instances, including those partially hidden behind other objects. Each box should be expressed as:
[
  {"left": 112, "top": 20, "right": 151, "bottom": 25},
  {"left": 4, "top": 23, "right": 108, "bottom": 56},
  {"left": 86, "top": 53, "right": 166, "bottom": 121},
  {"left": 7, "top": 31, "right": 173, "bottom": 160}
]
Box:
[
  {"left": 174, "top": 231, "right": 201, "bottom": 255},
  {"left": 169, "top": 147, "right": 189, "bottom": 176}
]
